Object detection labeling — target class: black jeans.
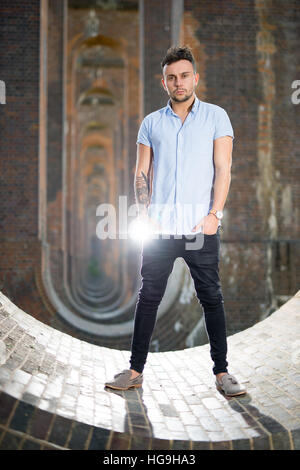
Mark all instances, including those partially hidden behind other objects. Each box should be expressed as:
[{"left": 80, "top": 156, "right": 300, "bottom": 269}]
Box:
[{"left": 129, "top": 227, "right": 228, "bottom": 375}]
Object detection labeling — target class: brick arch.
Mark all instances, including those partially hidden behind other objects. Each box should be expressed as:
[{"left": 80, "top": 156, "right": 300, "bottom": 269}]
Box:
[{"left": 38, "top": 2, "right": 187, "bottom": 342}]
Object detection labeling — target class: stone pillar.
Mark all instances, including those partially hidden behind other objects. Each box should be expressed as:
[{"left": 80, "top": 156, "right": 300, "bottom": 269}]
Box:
[{"left": 139, "top": 0, "right": 184, "bottom": 115}]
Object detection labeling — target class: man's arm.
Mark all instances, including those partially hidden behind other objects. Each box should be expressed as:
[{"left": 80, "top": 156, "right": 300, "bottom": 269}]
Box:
[
  {"left": 134, "top": 143, "right": 153, "bottom": 216},
  {"left": 192, "top": 135, "right": 233, "bottom": 233},
  {"left": 211, "top": 135, "right": 233, "bottom": 212}
]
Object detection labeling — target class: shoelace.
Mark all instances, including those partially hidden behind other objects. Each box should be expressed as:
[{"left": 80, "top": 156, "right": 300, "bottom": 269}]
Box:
[
  {"left": 114, "top": 370, "right": 142, "bottom": 380},
  {"left": 114, "top": 371, "right": 128, "bottom": 378},
  {"left": 226, "top": 376, "right": 238, "bottom": 384},
  {"left": 219, "top": 375, "right": 238, "bottom": 386}
]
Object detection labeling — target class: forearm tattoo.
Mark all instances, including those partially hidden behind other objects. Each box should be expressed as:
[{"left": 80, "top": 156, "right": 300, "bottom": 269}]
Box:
[{"left": 135, "top": 171, "right": 150, "bottom": 209}]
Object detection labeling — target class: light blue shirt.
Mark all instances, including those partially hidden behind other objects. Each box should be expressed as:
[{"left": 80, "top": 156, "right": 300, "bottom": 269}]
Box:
[{"left": 136, "top": 95, "right": 234, "bottom": 235}]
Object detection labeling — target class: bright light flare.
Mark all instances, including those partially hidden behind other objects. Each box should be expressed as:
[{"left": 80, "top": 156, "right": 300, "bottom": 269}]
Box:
[{"left": 128, "top": 217, "right": 153, "bottom": 241}]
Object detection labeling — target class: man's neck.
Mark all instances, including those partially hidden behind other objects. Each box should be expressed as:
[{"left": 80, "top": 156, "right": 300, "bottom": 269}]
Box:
[{"left": 170, "top": 93, "right": 196, "bottom": 116}]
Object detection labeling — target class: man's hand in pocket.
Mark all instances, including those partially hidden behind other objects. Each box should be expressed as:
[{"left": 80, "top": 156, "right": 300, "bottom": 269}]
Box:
[{"left": 191, "top": 213, "right": 219, "bottom": 235}]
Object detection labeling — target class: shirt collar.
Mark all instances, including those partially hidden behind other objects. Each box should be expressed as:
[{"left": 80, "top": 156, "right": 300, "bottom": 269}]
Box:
[{"left": 166, "top": 94, "right": 200, "bottom": 116}]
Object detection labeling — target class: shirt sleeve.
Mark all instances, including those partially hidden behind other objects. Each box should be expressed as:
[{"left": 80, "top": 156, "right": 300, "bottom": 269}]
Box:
[
  {"left": 213, "top": 107, "right": 235, "bottom": 140},
  {"left": 136, "top": 116, "right": 152, "bottom": 147}
]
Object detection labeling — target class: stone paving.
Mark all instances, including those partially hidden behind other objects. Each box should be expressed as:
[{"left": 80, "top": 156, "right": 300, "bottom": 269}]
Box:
[{"left": 0, "top": 290, "right": 299, "bottom": 450}]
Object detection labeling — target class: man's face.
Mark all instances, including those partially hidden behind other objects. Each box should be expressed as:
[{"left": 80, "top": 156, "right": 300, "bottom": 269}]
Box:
[{"left": 161, "top": 59, "right": 199, "bottom": 103}]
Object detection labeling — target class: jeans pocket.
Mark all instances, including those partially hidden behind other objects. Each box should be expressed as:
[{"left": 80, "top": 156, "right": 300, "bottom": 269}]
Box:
[
  {"left": 204, "top": 226, "right": 221, "bottom": 237},
  {"left": 201, "top": 230, "right": 220, "bottom": 261}
]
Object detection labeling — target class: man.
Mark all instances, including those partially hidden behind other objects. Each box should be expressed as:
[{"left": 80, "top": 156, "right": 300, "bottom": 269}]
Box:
[{"left": 105, "top": 46, "right": 246, "bottom": 397}]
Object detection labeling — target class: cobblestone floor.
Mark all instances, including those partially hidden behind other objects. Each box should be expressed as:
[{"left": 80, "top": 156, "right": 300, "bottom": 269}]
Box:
[{"left": 0, "top": 290, "right": 299, "bottom": 450}]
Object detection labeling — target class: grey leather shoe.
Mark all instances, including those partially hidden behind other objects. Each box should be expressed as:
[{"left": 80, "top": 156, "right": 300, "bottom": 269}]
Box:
[
  {"left": 216, "top": 373, "right": 246, "bottom": 397},
  {"left": 105, "top": 369, "right": 143, "bottom": 391}
]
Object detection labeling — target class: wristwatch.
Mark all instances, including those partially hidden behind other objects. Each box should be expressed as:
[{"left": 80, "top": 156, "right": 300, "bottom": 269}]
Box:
[{"left": 209, "top": 209, "right": 223, "bottom": 220}]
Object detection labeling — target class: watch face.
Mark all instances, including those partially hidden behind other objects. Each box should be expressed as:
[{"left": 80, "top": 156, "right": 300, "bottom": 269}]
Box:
[{"left": 216, "top": 211, "right": 223, "bottom": 219}]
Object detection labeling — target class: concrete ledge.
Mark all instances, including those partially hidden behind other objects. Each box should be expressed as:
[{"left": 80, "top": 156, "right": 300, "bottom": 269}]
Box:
[{"left": 0, "top": 290, "right": 299, "bottom": 450}]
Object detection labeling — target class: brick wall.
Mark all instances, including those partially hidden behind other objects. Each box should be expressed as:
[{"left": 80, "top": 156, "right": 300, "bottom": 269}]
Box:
[
  {"left": 183, "top": 0, "right": 300, "bottom": 332},
  {"left": 0, "top": 1, "right": 44, "bottom": 318}
]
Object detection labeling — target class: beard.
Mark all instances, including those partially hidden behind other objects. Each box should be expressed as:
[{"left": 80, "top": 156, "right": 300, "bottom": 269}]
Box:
[{"left": 171, "top": 89, "right": 194, "bottom": 103}]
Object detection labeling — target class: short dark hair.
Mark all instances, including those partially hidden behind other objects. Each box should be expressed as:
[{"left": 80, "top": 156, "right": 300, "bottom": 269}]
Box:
[{"left": 161, "top": 45, "right": 196, "bottom": 73}]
